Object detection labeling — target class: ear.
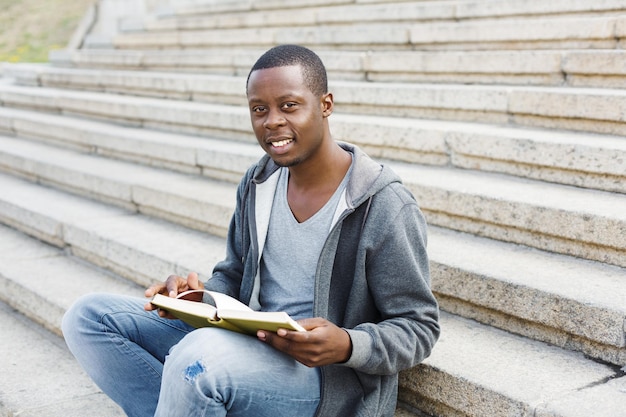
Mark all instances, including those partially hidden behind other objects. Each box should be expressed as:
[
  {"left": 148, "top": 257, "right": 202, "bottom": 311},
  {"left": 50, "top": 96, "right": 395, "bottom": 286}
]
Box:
[{"left": 321, "top": 92, "right": 334, "bottom": 118}]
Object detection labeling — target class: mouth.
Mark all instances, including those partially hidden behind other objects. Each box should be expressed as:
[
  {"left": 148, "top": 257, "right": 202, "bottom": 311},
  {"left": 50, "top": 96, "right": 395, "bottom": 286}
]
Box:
[{"left": 267, "top": 137, "right": 294, "bottom": 148}]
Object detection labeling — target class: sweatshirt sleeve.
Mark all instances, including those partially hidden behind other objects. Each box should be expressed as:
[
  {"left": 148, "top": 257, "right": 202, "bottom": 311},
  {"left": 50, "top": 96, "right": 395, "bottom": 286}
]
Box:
[{"left": 341, "top": 192, "right": 440, "bottom": 375}]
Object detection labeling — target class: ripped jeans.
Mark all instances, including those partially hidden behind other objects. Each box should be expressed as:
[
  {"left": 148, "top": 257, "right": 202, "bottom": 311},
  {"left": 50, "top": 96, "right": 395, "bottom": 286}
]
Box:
[{"left": 62, "top": 293, "right": 320, "bottom": 417}]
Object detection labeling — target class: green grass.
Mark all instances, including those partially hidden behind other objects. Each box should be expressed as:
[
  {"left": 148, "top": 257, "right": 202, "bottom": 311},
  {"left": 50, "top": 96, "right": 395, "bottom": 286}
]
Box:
[{"left": 0, "top": 0, "right": 95, "bottom": 62}]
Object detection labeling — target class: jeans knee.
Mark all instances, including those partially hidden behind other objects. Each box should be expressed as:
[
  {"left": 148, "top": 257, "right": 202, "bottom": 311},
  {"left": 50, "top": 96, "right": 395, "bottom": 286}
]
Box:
[
  {"left": 62, "top": 293, "right": 98, "bottom": 344},
  {"left": 62, "top": 292, "right": 124, "bottom": 344}
]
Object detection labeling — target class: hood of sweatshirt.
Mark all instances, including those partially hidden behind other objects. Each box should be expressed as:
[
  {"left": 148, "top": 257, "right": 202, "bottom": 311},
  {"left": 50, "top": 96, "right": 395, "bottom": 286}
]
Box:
[{"left": 251, "top": 141, "right": 402, "bottom": 210}]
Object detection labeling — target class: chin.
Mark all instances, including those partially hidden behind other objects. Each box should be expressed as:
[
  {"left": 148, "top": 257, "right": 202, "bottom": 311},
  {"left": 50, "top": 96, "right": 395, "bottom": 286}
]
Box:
[{"left": 272, "top": 156, "right": 301, "bottom": 168}]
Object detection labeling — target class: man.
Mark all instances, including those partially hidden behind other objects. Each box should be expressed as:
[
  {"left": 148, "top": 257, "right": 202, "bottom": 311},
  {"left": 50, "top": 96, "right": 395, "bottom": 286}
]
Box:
[{"left": 63, "top": 44, "right": 440, "bottom": 417}]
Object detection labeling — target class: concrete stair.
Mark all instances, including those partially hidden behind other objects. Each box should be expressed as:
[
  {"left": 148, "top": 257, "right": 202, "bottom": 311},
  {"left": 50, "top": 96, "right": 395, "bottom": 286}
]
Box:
[
  {"left": 0, "top": 299, "right": 125, "bottom": 416},
  {"left": 3, "top": 70, "right": 626, "bottom": 192},
  {"left": 0, "top": 0, "right": 625, "bottom": 416},
  {"left": 107, "top": 2, "right": 626, "bottom": 51},
  {"left": 0, "top": 172, "right": 624, "bottom": 416},
  {"left": 51, "top": 48, "right": 626, "bottom": 88},
  {"left": 49, "top": 48, "right": 626, "bottom": 88},
  {"left": 1, "top": 113, "right": 624, "bottom": 268}
]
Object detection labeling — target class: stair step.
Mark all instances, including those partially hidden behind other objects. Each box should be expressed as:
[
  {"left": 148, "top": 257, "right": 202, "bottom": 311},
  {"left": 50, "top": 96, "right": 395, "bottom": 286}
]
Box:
[
  {"left": 108, "top": 14, "right": 626, "bottom": 51},
  {"left": 2, "top": 103, "right": 624, "bottom": 195},
  {"left": 50, "top": 47, "right": 271, "bottom": 78},
  {"left": 0, "top": 223, "right": 142, "bottom": 336},
  {"left": 366, "top": 49, "right": 626, "bottom": 88},
  {"left": 0, "top": 173, "right": 226, "bottom": 288},
  {"left": 1, "top": 201, "right": 623, "bottom": 417},
  {"left": 400, "top": 312, "right": 626, "bottom": 417},
  {"left": 0, "top": 105, "right": 263, "bottom": 182},
  {"left": 0, "top": 82, "right": 252, "bottom": 141},
  {"left": 48, "top": 47, "right": 626, "bottom": 88},
  {"left": 0, "top": 133, "right": 624, "bottom": 268},
  {"left": 393, "top": 162, "right": 626, "bottom": 268},
  {"left": 6, "top": 67, "right": 626, "bottom": 138},
  {"left": 408, "top": 14, "right": 624, "bottom": 50},
  {"left": 429, "top": 227, "right": 626, "bottom": 365},
  {"left": 1, "top": 171, "right": 624, "bottom": 365},
  {"left": 1, "top": 82, "right": 625, "bottom": 194},
  {"left": 0, "top": 300, "right": 124, "bottom": 416},
  {"left": 160, "top": 0, "right": 626, "bottom": 22},
  {"left": 0, "top": 134, "right": 236, "bottom": 237}
]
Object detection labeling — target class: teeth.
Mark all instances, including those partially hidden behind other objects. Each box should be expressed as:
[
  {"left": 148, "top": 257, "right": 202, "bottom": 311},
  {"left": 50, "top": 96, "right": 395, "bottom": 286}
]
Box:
[{"left": 271, "top": 139, "right": 292, "bottom": 147}]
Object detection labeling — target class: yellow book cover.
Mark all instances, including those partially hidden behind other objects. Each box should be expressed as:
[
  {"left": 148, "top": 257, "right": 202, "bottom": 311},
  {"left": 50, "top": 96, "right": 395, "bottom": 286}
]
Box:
[{"left": 150, "top": 290, "right": 305, "bottom": 335}]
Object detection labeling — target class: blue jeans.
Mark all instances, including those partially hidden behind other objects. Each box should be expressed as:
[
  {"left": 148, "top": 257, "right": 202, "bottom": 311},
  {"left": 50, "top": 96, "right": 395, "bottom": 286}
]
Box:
[{"left": 62, "top": 293, "right": 320, "bottom": 417}]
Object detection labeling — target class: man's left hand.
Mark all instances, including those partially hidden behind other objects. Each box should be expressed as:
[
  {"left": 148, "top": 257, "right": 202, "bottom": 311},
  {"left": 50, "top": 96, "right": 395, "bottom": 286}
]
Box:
[{"left": 257, "top": 317, "right": 352, "bottom": 367}]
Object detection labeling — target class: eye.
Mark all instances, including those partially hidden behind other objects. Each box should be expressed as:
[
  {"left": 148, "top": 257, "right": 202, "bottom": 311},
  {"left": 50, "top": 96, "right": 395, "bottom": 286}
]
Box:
[
  {"left": 281, "top": 102, "right": 297, "bottom": 111},
  {"left": 251, "top": 105, "right": 266, "bottom": 113}
]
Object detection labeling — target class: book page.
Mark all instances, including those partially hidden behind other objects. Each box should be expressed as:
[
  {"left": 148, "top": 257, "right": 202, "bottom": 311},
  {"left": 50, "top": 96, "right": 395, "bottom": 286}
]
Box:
[
  {"left": 207, "top": 291, "right": 253, "bottom": 312},
  {"left": 219, "top": 309, "right": 306, "bottom": 333}
]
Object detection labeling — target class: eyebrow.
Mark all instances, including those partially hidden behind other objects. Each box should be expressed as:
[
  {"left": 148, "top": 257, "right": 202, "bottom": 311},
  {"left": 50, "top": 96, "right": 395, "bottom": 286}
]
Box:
[{"left": 248, "top": 92, "right": 304, "bottom": 103}]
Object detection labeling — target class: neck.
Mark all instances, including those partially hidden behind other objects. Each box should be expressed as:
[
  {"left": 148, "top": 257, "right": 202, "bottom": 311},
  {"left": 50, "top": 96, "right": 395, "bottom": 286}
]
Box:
[{"left": 288, "top": 141, "right": 351, "bottom": 190}]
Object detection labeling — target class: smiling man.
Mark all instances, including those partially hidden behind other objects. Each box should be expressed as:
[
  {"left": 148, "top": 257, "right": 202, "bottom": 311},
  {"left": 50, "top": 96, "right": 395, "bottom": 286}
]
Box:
[{"left": 62, "top": 44, "right": 440, "bottom": 417}]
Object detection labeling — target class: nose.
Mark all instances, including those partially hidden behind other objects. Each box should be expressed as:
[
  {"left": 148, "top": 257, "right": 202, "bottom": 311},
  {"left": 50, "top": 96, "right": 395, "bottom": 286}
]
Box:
[{"left": 263, "top": 108, "right": 285, "bottom": 129}]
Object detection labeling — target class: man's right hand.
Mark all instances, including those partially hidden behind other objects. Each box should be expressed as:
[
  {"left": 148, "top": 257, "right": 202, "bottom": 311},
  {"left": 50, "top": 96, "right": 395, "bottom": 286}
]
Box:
[{"left": 144, "top": 271, "right": 204, "bottom": 317}]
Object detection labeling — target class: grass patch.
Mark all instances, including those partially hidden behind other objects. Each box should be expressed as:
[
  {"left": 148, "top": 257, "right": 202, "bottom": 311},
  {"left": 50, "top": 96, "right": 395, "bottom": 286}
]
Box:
[{"left": 0, "top": 0, "right": 95, "bottom": 62}]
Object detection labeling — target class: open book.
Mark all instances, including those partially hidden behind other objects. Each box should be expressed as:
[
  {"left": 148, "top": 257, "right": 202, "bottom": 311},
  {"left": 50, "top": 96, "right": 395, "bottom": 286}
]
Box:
[{"left": 150, "top": 290, "right": 306, "bottom": 335}]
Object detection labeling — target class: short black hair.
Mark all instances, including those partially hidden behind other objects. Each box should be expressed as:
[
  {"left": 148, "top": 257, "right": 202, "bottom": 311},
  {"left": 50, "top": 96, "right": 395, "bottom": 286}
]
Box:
[{"left": 246, "top": 44, "right": 328, "bottom": 97}]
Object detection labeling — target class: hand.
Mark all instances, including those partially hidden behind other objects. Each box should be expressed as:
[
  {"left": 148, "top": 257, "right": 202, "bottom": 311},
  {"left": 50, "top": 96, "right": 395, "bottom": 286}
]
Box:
[
  {"left": 144, "top": 271, "right": 204, "bottom": 318},
  {"left": 257, "top": 317, "right": 352, "bottom": 367}
]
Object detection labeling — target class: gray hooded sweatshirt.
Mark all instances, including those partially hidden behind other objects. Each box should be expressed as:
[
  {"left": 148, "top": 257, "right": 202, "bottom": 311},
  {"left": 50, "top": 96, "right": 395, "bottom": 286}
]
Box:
[{"left": 204, "top": 142, "right": 440, "bottom": 417}]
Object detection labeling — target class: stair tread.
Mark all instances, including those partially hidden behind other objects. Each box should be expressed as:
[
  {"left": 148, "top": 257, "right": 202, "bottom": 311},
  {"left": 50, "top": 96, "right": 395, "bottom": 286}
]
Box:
[
  {"left": 10, "top": 64, "right": 626, "bottom": 112},
  {"left": 395, "top": 161, "right": 625, "bottom": 217},
  {"left": 0, "top": 134, "right": 236, "bottom": 236},
  {"left": 0, "top": 104, "right": 263, "bottom": 167},
  {"left": 0, "top": 131, "right": 624, "bottom": 274},
  {"left": 0, "top": 300, "right": 124, "bottom": 416},
  {"left": 1, "top": 102, "right": 624, "bottom": 200},
  {"left": 429, "top": 312, "right": 617, "bottom": 397},
  {"left": 1, "top": 171, "right": 623, "bottom": 351},
  {"left": 429, "top": 226, "right": 626, "bottom": 347},
  {"left": 0, "top": 172, "right": 226, "bottom": 287},
  {"left": 161, "top": 0, "right": 626, "bottom": 21},
  {"left": 4, "top": 72, "right": 626, "bottom": 148},
  {"left": 407, "top": 312, "right": 625, "bottom": 416},
  {"left": 110, "top": 14, "right": 625, "bottom": 47},
  {"left": 1, "top": 133, "right": 623, "bottom": 227},
  {"left": 0, "top": 223, "right": 142, "bottom": 334},
  {"left": 2, "top": 103, "right": 624, "bottom": 177},
  {"left": 0, "top": 215, "right": 622, "bottom": 417}
]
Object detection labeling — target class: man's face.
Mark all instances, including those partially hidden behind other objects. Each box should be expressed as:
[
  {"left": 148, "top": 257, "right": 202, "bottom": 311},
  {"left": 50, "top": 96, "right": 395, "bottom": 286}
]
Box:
[{"left": 247, "top": 65, "right": 331, "bottom": 167}]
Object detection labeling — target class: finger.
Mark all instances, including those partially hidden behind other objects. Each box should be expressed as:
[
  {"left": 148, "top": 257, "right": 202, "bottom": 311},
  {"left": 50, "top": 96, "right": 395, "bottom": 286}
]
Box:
[
  {"left": 257, "top": 330, "right": 279, "bottom": 347},
  {"left": 144, "top": 282, "right": 166, "bottom": 298},
  {"left": 257, "top": 330, "right": 294, "bottom": 356},
  {"left": 257, "top": 330, "right": 290, "bottom": 344},
  {"left": 297, "top": 317, "right": 327, "bottom": 331},
  {"left": 186, "top": 271, "right": 204, "bottom": 290},
  {"left": 157, "top": 308, "right": 177, "bottom": 319},
  {"left": 276, "top": 327, "right": 310, "bottom": 340},
  {"left": 258, "top": 330, "right": 318, "bottom": 367},
  {"left": 165, "top": 275, "right": 183, "bottom": 297}
]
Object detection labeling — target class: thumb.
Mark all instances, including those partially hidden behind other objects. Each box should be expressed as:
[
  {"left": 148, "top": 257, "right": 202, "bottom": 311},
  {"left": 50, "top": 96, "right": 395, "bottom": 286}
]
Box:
[{"left": 187, "top": 272, "right": 203, "bottom": 290}]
